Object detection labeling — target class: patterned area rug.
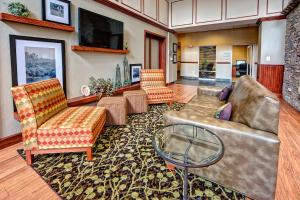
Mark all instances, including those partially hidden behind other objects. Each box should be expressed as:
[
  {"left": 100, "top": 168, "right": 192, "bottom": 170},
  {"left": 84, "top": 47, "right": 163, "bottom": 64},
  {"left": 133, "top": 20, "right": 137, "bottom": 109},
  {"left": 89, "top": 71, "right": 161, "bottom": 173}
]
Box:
[{"left": 18, "top": 103, "right": 245, "bottom": 200}]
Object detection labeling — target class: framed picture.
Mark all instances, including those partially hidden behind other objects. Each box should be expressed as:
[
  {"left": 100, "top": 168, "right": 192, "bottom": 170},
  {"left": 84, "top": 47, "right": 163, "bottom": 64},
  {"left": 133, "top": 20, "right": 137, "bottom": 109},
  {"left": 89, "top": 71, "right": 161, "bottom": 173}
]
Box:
[
  {"left": 173, "top": 43, "right": 177, "bottom": 53},
  {"left": 130, "top": 64, "right": 142, "bottom": 84},
  {"left": 81, "top": 85, "right": 91, "bottom": 97},
  {"left": 42, "top": 0, "right": 71, "bottom": 25},
  {"left": 173, "top": 54, "right": 177, "bottom": 64},
  {"left": 9, "top": 35, "right": 66, "bottom": 93}
]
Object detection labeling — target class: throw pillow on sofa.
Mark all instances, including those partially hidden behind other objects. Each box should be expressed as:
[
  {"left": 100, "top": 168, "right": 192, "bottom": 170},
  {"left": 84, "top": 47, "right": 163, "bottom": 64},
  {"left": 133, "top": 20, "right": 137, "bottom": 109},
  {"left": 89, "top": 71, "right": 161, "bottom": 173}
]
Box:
[
  {"left": 219, "top": 85, "right": 233, "bottom": 101},
  {"left": 215, "top": 103, "right": 232, "bottom": 120}
]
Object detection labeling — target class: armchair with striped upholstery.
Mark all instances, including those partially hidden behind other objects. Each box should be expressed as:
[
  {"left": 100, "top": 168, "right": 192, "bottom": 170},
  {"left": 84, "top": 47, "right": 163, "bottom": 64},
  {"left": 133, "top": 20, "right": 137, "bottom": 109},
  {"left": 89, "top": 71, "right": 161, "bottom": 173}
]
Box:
[
  {"left": 140, "top": 69, "right": 174, "bottom": 106},
  {"left": 11, "top": 79, "right": 106, "bottom": 165}
]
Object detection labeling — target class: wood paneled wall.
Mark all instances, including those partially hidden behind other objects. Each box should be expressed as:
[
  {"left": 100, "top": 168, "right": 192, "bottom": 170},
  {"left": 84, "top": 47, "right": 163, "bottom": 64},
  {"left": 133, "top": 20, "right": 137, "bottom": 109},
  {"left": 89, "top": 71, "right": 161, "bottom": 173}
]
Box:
[{"left": 258, "top": 64, "right": 284, "bottom": 94}]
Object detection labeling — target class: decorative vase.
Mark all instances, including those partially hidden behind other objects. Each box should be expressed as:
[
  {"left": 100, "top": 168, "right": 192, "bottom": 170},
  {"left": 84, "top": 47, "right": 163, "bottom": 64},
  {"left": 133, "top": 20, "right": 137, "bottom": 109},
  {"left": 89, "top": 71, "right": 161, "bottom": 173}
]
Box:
[
  {"left": 115, "top": 64, "right": 122, "bottom": 88},
  {"left": 123, "top": 56, "right": 131, "bottom": 86}
]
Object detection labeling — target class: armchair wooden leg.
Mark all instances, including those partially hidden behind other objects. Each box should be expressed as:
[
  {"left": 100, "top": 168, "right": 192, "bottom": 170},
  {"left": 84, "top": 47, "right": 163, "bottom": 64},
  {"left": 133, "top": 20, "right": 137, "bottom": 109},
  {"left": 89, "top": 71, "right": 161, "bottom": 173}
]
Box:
[
  {"left": 25, "top": 150, "right": 33, "bottom": 165},
  {"left": 86, "top": 147, "right": 93, "bottom": 161}
]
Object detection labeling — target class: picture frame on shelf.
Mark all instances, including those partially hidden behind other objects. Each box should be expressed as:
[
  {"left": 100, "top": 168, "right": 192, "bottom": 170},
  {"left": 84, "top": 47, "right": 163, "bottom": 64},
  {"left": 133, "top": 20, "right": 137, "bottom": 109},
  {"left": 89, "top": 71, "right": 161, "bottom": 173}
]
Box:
[
  {"left": 173, "top": 43, "right": 177, "bottom": 53},
  {"left": 9, "top": 35, "right": 67, "bottom": 94},
  {"left": 42, "top": 0, "right": 71, "bottom": 25},
  {"left": 81, "top": 85, "right": 91, "bottom": 97},
  {"left": 130, "top": 64, "right": 142, "bottom": 84},
  {"left": 173, "top": 54, "right": 177, "bottom": 64}
]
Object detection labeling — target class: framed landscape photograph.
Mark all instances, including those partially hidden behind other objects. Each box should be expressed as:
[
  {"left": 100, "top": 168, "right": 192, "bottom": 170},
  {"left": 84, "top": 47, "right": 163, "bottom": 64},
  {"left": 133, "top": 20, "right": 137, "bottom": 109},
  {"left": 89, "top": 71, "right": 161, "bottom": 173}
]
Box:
[
  {"left": 9, "top": 35, "right": 66, "bottom": 93},
  {"left": 173, "top": 54, "right": 177, "bottom": 64},
  {"left": 42, "top": 0, "right": 71, "bottom": 25},
  {"left": 130, "top": 64, "right": 142, "bottom": 84},
  {"left": 173, "top": 43, "right": 177, "bottom": 53}
]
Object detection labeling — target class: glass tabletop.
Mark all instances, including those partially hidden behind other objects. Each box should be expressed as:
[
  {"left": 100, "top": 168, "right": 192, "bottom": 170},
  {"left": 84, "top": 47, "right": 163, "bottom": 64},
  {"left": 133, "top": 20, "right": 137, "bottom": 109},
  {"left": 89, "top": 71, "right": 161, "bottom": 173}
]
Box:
[{"left": 152, "top": 124, "right": 224, "bottom": 168}]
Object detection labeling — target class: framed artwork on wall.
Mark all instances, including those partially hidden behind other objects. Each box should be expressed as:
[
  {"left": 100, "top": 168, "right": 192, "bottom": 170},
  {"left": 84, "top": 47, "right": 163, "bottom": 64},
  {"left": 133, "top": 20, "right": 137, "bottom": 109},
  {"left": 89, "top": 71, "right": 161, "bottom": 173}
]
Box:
[
  {"left": 9, "top": 35, "right": 66, "bottom": 93},
  {"left": 173, "top": 43, "right": 178, "bottom": 53},
  {"left": 42, "top": 0, "right": 71, "bottom": 25},
  {"left": 130, "top": 64, "right": 142, "bottom": 84},
  {"left": 173, "top": 54, "right": 177, "bottom": 64}
]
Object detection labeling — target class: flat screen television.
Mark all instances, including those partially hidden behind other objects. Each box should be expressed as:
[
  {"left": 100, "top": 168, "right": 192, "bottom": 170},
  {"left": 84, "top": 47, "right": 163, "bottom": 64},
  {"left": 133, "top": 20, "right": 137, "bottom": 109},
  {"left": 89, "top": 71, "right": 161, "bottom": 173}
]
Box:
[{"left": 78, "top": 8, "right": 124, "bottom": 50}]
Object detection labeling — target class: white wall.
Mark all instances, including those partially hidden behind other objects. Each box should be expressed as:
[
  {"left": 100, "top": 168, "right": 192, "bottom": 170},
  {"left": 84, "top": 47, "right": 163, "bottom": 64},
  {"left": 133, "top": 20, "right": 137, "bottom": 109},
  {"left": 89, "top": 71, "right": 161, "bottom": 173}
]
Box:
[
  {"left": 216, "top": 45, "right": 232, "bottom": 80},
  {"left": 0, "top": 0, "right": 169, "bottom": 138},
  {"left": 167, "top": 32, "right": 178, "bottom": 83},
  {"left": 251, "top": 44, "right": 259, "bottom": 80},
  {"left": 180, "top": 46, "right": 199, "bottom": 78},
  {"left": 180, "top": 45, "right": 233, "bottom": 80},
  {"left": 259, "top": 19, "right": 286, "bottom": 64}
]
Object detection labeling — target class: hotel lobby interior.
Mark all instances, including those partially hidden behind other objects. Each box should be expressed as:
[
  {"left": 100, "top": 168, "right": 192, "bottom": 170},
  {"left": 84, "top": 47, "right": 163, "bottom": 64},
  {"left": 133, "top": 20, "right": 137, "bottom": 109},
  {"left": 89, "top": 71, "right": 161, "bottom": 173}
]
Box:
[{"left": 0, "top": 0, "right": 299, "bottom": 200}]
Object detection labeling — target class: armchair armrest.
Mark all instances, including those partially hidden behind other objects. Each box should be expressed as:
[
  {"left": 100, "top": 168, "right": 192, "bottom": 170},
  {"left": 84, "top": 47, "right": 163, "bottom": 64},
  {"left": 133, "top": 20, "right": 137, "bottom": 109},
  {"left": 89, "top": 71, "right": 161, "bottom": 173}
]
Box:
[
  {"left": 197, "top": 86, "right": 223, "bottom": 97},
  {"left": 164, "top": 110, "right": 279, "bottom": 200}
]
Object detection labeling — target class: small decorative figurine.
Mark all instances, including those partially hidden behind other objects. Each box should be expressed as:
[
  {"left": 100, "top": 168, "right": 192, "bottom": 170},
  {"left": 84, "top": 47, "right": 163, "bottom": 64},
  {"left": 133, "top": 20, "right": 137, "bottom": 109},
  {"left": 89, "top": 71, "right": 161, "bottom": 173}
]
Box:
[
  {"left": 115, "top": 64, "right": 122, "bottom": 89},
  {"left": 123, "top": 56, "right": 131, "bottom": 86}
]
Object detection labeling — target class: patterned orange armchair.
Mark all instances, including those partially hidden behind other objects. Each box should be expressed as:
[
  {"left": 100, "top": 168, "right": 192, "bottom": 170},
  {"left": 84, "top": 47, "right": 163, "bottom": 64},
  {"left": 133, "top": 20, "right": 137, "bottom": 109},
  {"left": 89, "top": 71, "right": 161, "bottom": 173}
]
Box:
[
  {"left": 11, "top": 79, "right": 106, "bottom": 165},
  {"left": 140, "top": 69, "right": 174, "bottom": 106}
]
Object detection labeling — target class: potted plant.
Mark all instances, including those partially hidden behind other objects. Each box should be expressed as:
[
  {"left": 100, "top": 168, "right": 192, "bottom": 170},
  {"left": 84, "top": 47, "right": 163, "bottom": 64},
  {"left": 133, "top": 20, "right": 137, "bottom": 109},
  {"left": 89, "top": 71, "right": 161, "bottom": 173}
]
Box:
[
  {"left": 8, "top": 2, "right": 30, "bottom": 17},
  {"left": 88, "top": 76, "right": 114, "bottom": 97}
]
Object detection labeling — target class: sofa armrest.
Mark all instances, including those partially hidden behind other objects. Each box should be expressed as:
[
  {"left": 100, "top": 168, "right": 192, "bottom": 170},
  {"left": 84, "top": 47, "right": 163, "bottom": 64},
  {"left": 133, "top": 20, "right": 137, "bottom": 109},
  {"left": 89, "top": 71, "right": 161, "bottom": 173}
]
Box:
[
  {"left": 197, "top": 86, "right": 223, "bottom": 97},
  {"left": 164, "top": 110, "right": 279, "bottom": 200}
]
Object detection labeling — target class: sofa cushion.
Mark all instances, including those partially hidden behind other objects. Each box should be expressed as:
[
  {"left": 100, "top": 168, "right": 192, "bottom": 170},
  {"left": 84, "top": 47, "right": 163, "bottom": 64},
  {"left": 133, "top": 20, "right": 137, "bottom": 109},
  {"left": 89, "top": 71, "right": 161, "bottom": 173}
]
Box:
[
  {"left": 218, "top": 85, "right": 233, "bottom": 101},
  {"left": 188, "top": 95, "right": 225, "bottom": 109},
  {"left": 140, "top": 69, "right": 165, "bottom": 88},
  {"left": 181, "top": 105, "right": 218, "bottom": 118},
  {"left": 37, "top": 106, "right": 106, "bottom": 149},
  {"left": 228, "top": 75, "right": 280, "bottom": 134},
  {"left": 24, "top": 79, "right": 67, "bottom": 127},
  {"left": 215, "top": 103, "right": 232, "bottom": 120},
  {"left": 143, "top": 86, "right": 173, "bottom": 104}
]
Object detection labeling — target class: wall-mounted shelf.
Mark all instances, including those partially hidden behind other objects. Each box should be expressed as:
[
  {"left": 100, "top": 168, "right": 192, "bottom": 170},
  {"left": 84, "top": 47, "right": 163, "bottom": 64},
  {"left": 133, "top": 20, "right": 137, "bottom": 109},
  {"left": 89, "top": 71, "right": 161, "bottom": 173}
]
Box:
[
  {"left": 0, "top": 13, "right": 75, "bottom": 32},
  {"left": 71, "top": 45, "right": 130, "bottom": 54}
]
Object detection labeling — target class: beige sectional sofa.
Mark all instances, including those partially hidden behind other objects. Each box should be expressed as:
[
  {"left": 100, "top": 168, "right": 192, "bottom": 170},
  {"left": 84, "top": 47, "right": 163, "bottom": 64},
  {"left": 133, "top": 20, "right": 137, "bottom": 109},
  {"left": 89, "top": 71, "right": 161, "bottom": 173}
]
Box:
[{"left": 164, "top": 75, "right": 280, "bottom": 200}]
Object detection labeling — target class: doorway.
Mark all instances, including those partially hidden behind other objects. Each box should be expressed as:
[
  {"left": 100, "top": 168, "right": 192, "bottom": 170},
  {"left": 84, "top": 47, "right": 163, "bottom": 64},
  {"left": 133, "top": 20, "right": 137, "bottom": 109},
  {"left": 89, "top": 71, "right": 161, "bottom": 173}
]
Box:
[
  {"left": 199, "top": 46, "right": 216, "bottom": 81},
  {"left": 144, "top": 31, "right": 166, "bottom": 72},
  {"left": 232, "top": 45, "right": 258, "bottom": 81}
]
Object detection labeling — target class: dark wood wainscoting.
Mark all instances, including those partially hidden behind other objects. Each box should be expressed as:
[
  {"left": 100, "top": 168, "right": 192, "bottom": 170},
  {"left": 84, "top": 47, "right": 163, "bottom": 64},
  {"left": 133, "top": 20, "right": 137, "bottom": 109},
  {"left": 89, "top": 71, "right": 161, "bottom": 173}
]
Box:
[
  {"left": 258, "top": 64, "right": 284, "bottom": 94},
  {"left": 0, "top": 133, "right": 22, "bottom": 150}
]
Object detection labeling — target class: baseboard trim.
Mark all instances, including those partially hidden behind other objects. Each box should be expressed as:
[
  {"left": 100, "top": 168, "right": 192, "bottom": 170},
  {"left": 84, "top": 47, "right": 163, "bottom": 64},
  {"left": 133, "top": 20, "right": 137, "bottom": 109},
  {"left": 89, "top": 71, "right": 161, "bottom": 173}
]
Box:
[
  {"left": 0, "top": 132, "right": 22, "bottom": 150},
  {"left": 181, "top": 76, "right": 198, "bottom": 80},
  {"left": 215, "top": 78, "right": 231, "bottom": 82},
  {"left": 166, "top": 82, "right": 176, "bottom": 86}
]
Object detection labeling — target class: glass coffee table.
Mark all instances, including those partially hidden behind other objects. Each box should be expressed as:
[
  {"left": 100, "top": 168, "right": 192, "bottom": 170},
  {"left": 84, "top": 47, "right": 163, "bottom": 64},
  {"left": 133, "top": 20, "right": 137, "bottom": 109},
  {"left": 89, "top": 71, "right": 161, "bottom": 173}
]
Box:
[{"left": 152, "top": 124, "right": 224, "bottom": 200}]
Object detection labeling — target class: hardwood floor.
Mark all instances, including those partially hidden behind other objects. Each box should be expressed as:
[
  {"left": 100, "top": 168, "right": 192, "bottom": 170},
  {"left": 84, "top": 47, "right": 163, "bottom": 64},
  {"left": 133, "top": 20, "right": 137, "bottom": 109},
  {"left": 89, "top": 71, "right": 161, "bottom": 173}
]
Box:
[{"left": 0, "top": 84, "right": 299, "bottom": 200}]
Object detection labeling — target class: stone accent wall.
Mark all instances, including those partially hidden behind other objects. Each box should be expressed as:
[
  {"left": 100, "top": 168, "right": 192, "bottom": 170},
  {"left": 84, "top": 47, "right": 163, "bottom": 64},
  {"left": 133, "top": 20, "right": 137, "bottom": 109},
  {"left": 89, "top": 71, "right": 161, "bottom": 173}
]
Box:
[{"left": 283, "top": 2, "right": 300, "bottom": 111}]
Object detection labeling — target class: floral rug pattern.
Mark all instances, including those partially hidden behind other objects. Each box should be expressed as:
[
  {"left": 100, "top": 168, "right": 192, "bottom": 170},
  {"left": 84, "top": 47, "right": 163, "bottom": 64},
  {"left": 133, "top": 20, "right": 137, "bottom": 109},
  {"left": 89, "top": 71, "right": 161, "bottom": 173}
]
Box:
[{"left": 18, "top": 103, "right": 245, "bottom": 200}]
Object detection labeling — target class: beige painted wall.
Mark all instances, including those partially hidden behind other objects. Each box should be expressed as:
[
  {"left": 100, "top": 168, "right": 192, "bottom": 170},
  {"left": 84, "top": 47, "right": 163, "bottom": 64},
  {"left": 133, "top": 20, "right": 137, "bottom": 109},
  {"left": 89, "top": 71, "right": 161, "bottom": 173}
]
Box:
[
  {"left": 178, "top": 27, "right": 258, "bottom": 47},
  {"left": 232, "top": 45, "right": 248, "bottom": 64},
  {"left": 167, "top": 32, "right": 178, "bottom": 83},
  {"left": 178, "top": 27, "right": 258, "bottom": 79},
  {"left": 0, "top": 0, "right": 169, "bottom": 138}
]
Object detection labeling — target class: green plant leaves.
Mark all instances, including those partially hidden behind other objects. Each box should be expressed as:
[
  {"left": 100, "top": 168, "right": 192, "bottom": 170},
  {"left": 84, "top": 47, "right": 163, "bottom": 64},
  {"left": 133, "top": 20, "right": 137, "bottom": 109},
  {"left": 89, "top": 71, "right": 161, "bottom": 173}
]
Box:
[
  {"left": 8, "top": 2, "right": 30, "bottom": 17},
  {"left": 88, "top": 76, "right": 114, "bottom": 96}
]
